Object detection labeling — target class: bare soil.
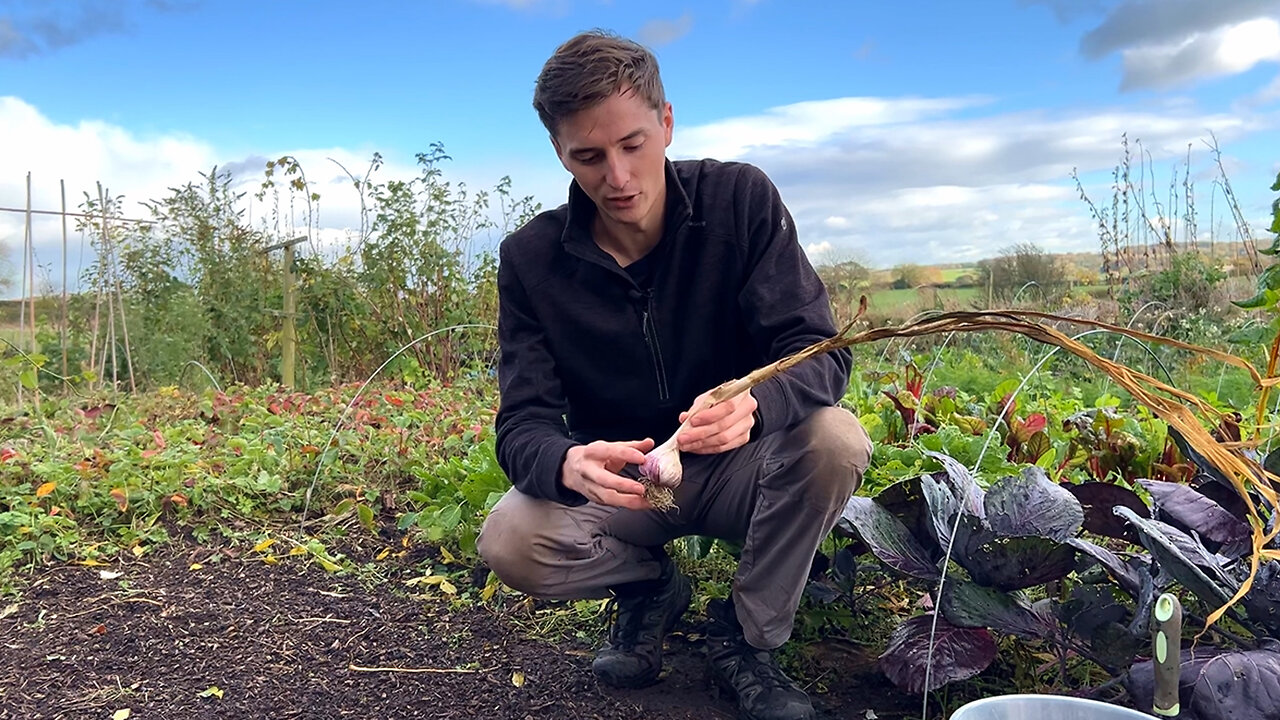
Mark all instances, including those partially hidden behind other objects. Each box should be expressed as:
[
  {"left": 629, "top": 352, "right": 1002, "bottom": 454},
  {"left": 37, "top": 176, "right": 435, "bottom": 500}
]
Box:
[{"left": 0, "top": 541, "right": 920, "bottom": 719}]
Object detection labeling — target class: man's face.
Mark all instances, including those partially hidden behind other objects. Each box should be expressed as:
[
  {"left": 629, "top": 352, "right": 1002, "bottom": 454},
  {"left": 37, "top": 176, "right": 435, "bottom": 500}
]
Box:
[{"left": 552, "top": 89, "right": 673, "bottom": 231}]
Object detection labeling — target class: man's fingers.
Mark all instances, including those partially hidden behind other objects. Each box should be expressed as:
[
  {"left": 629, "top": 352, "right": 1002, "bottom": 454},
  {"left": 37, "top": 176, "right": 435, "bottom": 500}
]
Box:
[
  {"left": 600, "top": 489, "right": 653, "bottom": 511},
  {"left": 588, "top": 440, "right": 651, "bottom": 467},
  {"left": 587, "top": 467, "right": 647, "bottom": 497},
  {"left": 682, "top": 431, "right": 748, "bottom": 455},
  {"left": 680, "top": 402, "right": 753, "bottom": 448},
  {"left": 687, "top": 400, "right": 732, "bottom": 427},
  {"left": 582, "top": 475, "right": 652, "bottom": 510}
]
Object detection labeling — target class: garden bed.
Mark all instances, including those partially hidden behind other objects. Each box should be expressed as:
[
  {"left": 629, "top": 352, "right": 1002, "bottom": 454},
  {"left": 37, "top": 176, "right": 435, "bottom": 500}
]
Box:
[{"left": 0, "top": 540, "right": 919, "bottom": 720}]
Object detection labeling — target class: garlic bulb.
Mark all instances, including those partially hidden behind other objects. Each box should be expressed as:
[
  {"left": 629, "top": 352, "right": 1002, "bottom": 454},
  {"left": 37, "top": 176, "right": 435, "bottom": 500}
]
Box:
[{"left": 639, "top": 434, "right": 683, "bottom": 489}]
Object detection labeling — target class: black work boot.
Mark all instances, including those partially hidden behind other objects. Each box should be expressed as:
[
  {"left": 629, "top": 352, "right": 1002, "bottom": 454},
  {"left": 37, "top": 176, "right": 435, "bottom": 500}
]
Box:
[
  {"left": 706, "top": 597, "right": 816, "bottom": 720},
  {"left": 591, "top": 555, "right": 693, "bottom": 688}
]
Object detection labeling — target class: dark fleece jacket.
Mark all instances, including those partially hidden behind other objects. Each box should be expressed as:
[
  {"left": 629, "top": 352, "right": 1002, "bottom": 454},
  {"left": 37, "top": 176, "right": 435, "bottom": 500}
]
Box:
[{"left": 494, "top": 158, "right": 852, "bottom": 506}]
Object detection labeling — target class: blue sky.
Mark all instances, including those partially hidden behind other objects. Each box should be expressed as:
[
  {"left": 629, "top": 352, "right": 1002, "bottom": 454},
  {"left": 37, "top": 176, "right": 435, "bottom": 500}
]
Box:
[{"left": 2, "top": 0, "right": 1279, "bottom": 291}]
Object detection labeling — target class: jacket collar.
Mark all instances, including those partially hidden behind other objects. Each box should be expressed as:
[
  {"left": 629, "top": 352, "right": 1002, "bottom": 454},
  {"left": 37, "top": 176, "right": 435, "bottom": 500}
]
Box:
[{"left": 560, "top": 159, "right": 693, "bottom": 253}]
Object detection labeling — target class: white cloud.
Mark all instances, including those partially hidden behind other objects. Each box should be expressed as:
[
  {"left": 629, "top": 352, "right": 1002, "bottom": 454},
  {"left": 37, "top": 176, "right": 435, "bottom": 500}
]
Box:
[
  {"left": 0, "top": 97, "right": 547, "bottom": 296},
  {"left": 670, "top": 94, "right": 1268, "bottom": 267},
  {"left": 0, "top": 96, "right": 220, "bottom": 293},
  {"left": 1119, "top": 17, "right": 1280, "bottom": 90},
  {"left": 1070, "top": 0, "right": 1280, "bottom": 89},
  {"left": 804, "top": 240, "right": 833, "bottom": 259},
  {"left": 0, "top": 0, "right": 198, "bottom": 59},
  {"left": 2, "top": 89, "right": 1271, "bottom": 298},
  {"left": 638, "top": 12, "right": 693, "bottom": 47},
  {"left": 670, "top": 96, "right": 991, "bottom": 160}
]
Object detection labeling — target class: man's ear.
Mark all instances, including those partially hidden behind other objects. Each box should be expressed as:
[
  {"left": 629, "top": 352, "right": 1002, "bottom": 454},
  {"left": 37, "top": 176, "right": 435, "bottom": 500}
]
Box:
[{"left": 662, "top": 102, "right": 674, "bottom": 147}]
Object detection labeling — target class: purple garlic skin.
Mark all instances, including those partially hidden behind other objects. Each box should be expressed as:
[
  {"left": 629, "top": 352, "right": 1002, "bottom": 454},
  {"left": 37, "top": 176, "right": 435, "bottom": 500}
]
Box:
[{"left": 640, "top": 436, "right": 683, "bottom": 488}]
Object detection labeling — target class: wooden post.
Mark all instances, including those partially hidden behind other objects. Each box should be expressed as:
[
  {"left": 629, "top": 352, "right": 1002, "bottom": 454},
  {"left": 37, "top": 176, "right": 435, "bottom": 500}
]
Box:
[
  {"left": 99, "top": 184, "right": 117, "bottom": 391},
  {"left": 261, "top": 236, "right": 306, "bottom": 389},
  {"left": 1151, "top": 592, "right": 1182, "bottom": 717},
  {"left": 282, "top": 241, "right": 297, "bottom": 388}
]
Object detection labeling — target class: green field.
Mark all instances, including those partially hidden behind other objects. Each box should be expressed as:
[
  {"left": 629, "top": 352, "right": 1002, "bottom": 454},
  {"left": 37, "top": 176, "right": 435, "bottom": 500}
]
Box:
[
  {"left": 866, "top": 285, "right": 983, "bottom": 313},
  {"left": 938, "top": 266, "right": 979, "bottom": 283}
]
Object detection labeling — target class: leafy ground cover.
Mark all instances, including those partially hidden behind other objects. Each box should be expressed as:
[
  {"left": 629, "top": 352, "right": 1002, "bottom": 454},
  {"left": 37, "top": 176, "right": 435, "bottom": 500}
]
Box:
[
  {"left": 0, "top": 379, "right": 925, "bottom": 718},
  {"left": 6, "top": 302, "right": 1280, "bottom": 718}
]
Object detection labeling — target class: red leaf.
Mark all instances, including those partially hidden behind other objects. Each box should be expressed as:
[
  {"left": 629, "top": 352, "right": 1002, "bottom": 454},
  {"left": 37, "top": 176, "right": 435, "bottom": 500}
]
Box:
[
  {"left": 1022, "top": 413, "right": 1047, "bottom": 434},
  {"left": 905, "top": 363, "right": 925, "bottom": 400}
]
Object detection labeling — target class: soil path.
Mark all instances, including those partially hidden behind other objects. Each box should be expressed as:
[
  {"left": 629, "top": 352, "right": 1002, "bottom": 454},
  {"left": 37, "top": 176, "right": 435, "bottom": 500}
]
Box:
[{"left": 0, "top": 544, "right": 918, "bottom": 719}]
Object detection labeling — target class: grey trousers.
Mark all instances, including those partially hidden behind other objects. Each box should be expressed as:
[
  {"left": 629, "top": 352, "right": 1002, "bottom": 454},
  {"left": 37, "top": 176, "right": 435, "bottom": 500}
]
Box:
[{"left": 476, "top": 406, "right": 871, "bottom": 650}]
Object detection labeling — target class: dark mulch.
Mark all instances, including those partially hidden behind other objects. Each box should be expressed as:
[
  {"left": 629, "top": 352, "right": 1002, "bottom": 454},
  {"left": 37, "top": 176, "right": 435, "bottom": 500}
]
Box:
[{"left": 0, "top": 543, "right": 919, "bottom": 720}]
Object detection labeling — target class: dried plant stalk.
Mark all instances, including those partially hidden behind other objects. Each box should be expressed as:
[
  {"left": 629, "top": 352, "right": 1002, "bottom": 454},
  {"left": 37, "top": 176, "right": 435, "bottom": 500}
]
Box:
[{"left": 687, "top": 297, "right": 1278, "bottom": 636}]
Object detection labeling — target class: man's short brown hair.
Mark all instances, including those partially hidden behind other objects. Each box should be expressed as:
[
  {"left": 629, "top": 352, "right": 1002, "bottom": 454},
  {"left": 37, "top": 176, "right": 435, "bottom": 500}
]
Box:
[{"left": 533, "top": 30, "right": 666, "bottom": 138}]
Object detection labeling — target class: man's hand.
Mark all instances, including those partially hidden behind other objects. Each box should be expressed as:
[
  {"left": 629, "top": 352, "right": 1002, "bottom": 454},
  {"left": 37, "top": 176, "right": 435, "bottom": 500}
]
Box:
[
  {"left": 561, "top": 439, "right": 656, "bottom": 510},
  {"left": 677, "top": 390, "right": 756, "bottom": 454}
]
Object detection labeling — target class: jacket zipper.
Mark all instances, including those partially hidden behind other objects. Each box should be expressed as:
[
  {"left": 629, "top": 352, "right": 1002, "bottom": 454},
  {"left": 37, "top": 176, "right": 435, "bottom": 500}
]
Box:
[
  {"left": 639, "top": 290, "right": 670, "bottom": 402},
  {"left": 560, "top": 218, "right": 690, "bottom": 405}
]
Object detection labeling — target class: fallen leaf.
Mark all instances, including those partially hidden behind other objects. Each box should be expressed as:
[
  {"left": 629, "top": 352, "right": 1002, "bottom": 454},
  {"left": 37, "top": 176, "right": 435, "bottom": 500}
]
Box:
[
  {"left": 189, "top": 563, "right": 203, "bottom": 571},
  {"left": 440, "top": 580, "right": 457, "bottom": 595},
  {"left": 406, "top": 575, "right": 446, "bottom": 587},
  {"left": 261, "top": 555, "right": 278, "bottom": 565},
  {"left": 511, "top": 671, "right": 525, "bottom": 687},
  {"left": 109, "top": 488, "right": 128, "bottom": 512},
  {"left": 132, "top": 545, "right": 145, "bottom": 558},
  {"left": 288, "top": 546, "right": 307, "bottom": 556},
  {"left": 75, "top": 558, "right": 109, "bottom": 567},
  {"left": 253, "top": 538, "right": 277, "bottom": 553},
  {"left": 198, "top": 685, "right": 224, "bottom": 699},
  {"left": 0, "top": 603, "right": 18, "bottom": 620},
  {"left": 168, "top": 493, "right": 188, "bottom": 507},
  {"left": 99, "top": 570, "right": 123, "bottom": 580},
  {"left": 439, "top": 547, "right": 456, "bottom": 564},
  {"left": 35, "top": 481, "right": 56, "bottom": 498},
  {"left": 90, "top": 623, "right": 107, "bottom": 635},
  {"left": 112, "top": 709, "right": 131, "bottom": 720},
  {"left": 481, "top": 581, "right": 497, "bottom": 603},
  {"left": 375, "top": 548, "right": 391, "bottom": 561}
]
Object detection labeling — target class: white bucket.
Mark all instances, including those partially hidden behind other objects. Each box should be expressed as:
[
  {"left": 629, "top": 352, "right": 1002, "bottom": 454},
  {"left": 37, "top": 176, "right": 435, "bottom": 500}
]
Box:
[{"left": 949, "top": 694, "right": 1154, "bottom": 720}]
